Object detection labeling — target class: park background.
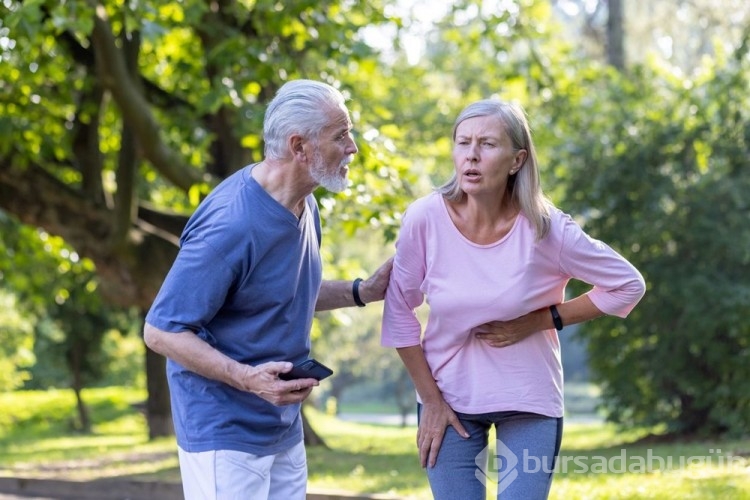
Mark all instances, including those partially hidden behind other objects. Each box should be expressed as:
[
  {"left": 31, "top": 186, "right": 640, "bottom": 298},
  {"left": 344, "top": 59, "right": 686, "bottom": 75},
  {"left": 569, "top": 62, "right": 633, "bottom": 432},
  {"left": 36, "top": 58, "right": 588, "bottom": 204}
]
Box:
[{"left": 1, "top": 0, "right": 749, "bottom": 498}]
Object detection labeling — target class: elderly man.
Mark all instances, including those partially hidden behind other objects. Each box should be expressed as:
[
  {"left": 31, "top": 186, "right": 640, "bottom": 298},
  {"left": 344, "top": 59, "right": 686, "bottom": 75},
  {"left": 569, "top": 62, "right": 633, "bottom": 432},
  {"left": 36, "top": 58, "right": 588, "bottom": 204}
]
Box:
[{"left": 144, "top": 79, "right": 392, "bottom": 499}]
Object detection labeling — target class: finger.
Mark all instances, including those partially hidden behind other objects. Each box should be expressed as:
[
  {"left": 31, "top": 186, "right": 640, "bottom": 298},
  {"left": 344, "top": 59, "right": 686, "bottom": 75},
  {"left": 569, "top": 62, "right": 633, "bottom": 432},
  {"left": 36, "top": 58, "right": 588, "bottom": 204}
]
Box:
[
  {"left": 283, "top": 386, "right": 314, "bottom": 405},
  {"left": 286, "top": 378, "right": 318, "bottom": 392},
  {"left": 417, "top": 429, "right": 433, "bottom": 468},
  {"left": 291, "top": 387, "right": 314, "bottom": 400},
  {"left": 427, "top": 435, "right": 444, "bottom": 468},
  {"left": 451, "top": 419, "right": 470, "bottom": 439},
  {"left": 419, "top": 442, "right": 429, "bottom": 468}
]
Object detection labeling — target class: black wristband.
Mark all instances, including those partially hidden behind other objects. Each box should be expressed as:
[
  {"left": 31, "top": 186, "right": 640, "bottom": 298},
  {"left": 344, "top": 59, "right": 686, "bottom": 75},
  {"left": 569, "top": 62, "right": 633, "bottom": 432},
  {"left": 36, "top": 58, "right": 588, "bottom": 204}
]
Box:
[
  {"left": 549, "top": 305, "right": 563, "bottom": 331},
  {"left": 352, "top": 278, "right": 366, "bottom": 307}
]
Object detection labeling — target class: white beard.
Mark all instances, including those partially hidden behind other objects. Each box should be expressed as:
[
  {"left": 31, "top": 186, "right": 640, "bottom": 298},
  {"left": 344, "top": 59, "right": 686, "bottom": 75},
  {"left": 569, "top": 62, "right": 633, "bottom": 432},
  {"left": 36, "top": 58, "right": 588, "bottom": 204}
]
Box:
[{"left": 310, "top": 150, "right": 351, "bottom": 193}]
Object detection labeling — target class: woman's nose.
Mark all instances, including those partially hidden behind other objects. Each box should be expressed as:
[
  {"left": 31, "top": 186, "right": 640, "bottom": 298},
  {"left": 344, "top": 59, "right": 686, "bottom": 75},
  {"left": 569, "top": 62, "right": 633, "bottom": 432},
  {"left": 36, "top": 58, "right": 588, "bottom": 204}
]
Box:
[{"left": 466, "top": 142, "right": 479, "bottom": 161}]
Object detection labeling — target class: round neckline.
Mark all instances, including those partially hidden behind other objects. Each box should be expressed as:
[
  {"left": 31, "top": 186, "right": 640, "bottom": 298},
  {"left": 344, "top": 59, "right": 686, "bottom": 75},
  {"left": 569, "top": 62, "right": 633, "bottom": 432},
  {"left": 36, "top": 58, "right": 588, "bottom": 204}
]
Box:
[{"left": 437, "top": 194, "right": 520, "bottom": 248}]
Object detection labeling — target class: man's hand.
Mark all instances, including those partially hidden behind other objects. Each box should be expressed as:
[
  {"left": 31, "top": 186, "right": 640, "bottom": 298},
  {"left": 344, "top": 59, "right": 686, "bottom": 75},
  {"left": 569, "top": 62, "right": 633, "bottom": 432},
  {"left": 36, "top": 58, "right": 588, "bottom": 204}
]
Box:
[
  {"left": 235, "top": 361, "right": 319, "bottom": 406},
  {"left": 315, "top": 256, "right": 394, "bottom": 311},
  {"left": 358, "top": 256, "right": 394, "bottom": 304}
]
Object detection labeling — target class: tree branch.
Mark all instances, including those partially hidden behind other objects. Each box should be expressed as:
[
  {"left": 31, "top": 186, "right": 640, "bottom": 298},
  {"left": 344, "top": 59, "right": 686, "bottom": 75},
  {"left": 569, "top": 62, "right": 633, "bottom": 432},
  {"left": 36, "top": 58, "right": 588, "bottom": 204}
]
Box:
[
  {"left": 113, "top": 26, "right": 141, "bottom": 245},
  {"left": 71, "top": 81, "right": 106, "bottom": 204},
  {"left": 89, "top": 3, "right": 205, "bottom": 191},
  {"left": 0, "top": 157, "right": 181, "bottom": 310}
]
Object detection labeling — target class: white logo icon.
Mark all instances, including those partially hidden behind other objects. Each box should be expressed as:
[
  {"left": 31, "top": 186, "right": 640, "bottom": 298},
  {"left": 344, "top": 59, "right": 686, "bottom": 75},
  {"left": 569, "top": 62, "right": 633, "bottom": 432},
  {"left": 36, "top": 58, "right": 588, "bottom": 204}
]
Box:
[{"left": 475, "top": 439, "right": 519, "bottom": 493}]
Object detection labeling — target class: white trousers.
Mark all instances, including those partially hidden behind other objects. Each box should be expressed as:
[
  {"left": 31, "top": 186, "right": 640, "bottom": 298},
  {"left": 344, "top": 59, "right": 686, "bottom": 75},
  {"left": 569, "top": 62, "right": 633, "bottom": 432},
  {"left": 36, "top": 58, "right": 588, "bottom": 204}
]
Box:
[{"left": 178, "top": 441, "right": 307, "bottom": 500}]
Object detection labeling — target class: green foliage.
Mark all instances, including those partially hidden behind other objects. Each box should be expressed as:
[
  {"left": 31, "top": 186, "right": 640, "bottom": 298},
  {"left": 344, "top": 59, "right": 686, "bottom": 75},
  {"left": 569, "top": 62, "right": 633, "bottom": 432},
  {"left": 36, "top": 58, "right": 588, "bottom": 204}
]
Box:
[
  {"left": 0, "top": 291, "right": 34, "bottom": 390},
  {"left": 548, "top": 36, "right": 750, "bottom": 437},
  {"left": 1, "top": 0, "right": 749, "bottom": 443},
  {"left": 0, "top": 213, "right": 142, "bottom": 392}
]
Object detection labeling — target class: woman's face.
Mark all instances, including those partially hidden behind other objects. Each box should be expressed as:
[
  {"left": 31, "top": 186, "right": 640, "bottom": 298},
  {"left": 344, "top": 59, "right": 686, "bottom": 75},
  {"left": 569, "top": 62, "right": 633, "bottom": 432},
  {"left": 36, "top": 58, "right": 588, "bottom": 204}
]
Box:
[{"left": 452, "top": 115, "right": 526, "bottom": 198}]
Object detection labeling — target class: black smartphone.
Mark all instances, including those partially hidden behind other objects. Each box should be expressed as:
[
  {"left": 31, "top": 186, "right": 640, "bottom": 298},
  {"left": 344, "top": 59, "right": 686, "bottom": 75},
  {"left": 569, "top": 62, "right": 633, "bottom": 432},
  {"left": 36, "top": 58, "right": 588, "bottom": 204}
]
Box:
[{"left": 279, "top": 358, "right": 334, "bottom": 381}]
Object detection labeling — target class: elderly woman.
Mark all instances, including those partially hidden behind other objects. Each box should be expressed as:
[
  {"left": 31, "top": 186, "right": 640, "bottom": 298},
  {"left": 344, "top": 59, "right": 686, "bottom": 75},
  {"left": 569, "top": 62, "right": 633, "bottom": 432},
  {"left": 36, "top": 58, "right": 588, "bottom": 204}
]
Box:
[{"left": 381, "top": 99, "right": 645, "bottom": 499}]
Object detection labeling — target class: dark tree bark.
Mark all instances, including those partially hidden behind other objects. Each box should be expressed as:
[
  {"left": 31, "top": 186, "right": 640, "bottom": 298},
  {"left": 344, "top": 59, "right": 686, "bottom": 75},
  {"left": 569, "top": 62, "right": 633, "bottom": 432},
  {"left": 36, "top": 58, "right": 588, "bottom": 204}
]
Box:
[
  {"left": 70, "top": 343, "right": 92, "bottom": 433},
  {"left": 0, "top": 1, "right": 316, "bottom": 445},
  {"left": 145, "top": 344, "right": 174, "bottom": 439},
  {"left": 607, "top": 0, "right": 626, "bottom": 69}
]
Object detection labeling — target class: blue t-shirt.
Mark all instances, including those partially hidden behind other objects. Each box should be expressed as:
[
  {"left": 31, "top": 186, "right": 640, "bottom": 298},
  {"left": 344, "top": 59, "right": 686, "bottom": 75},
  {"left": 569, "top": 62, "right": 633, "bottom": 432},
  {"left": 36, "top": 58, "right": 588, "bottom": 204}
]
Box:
[{"left": 145, "top": 164, "right": 323, "bottom": 456}]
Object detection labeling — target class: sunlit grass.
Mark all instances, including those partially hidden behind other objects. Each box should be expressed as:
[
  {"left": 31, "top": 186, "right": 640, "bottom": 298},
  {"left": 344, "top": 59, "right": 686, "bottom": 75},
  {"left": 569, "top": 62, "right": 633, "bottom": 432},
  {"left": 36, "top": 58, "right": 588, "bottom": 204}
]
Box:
[
  {"left": 0, "top": 387, "right": 179, "bottom": 481},
  {"left": 310, "top": 408, "right": 750, "bottom": 500},
  {"left": 1, "top": 387, "right": 749, "bottom": 499},
  {"left": 306, "top": 408, "right": 425, "bottom": 498}
]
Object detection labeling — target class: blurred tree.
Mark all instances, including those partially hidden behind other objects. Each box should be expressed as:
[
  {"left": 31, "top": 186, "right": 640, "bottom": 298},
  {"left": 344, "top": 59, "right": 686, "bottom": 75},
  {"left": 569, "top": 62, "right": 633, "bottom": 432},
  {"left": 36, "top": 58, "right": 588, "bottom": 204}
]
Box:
[
  {"left": 0, "top": 216, "right": 35, "bottom": 391},
  {"left": 552, "top": 0, "right": 750, "bottom": 74},
  {"left": 1, "top": 0, "right": 748, "bottom": 442},
  {"left": 548, "top": 30, "right": 750, "bottom": 437},
  {"left": 0, "top": 212, "right": 138, "bottom": 430},
  {"left": 606, "top": 0, "right": 624, "bottom": 69},
  {"left": 414, "top": 0, "right": 750, "bottom": 438},
  {"left": 0, "top": 0, "right": 414, "bottom": 439}
]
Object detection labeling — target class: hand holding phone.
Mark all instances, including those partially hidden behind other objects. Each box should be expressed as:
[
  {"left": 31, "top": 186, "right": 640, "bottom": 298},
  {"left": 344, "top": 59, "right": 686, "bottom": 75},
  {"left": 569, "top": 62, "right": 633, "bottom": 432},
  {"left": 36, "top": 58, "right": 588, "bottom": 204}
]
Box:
[{"left": 279, "top": 358, "right": 333, "bottom": 381}]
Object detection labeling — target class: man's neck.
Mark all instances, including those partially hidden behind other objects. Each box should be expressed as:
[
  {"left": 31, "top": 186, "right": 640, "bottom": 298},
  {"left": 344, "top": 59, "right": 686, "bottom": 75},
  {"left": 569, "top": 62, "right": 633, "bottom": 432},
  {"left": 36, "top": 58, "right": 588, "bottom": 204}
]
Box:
[{"left": 251, "top": 160, "right": 316, "bottom": 217}]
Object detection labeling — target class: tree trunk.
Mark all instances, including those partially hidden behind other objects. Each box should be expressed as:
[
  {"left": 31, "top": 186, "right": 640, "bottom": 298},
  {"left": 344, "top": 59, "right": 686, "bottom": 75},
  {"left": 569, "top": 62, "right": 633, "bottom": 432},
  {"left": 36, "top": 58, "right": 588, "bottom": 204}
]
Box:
[
  {"left": 607, "top": 0, "right": 626, "bottom": 69},
  {"left": 301, "top": 405, "right": 328, "bottom": 448},
  {"left": 72, "top": 386, "right": 91, "bottom": 433},
  {"left": 145, "top": 344, "right": 174, "bottom": 439},
  {"left": 394, "top": 367, "right": 415, "bottom": 428},
  {"left": 70, "top": 348, "right": 91, "bottom": 433}
]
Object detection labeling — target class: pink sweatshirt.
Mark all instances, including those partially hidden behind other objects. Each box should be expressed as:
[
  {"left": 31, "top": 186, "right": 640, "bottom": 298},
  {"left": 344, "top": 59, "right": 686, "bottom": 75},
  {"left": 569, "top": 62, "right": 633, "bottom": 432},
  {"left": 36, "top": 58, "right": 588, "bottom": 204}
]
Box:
[{"left": 381, "top": 192, "right": 646, "bottom": 417}]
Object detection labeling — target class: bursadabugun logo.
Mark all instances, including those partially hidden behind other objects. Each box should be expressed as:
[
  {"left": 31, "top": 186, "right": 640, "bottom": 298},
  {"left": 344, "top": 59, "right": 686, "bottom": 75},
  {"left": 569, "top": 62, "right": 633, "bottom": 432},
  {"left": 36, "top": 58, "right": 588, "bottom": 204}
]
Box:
[
  {"left": 475, "top": 441, "right": 745, "bottom": 487},
  {"left": 475, "top": 439, "right": 519, "bottom": 494}
]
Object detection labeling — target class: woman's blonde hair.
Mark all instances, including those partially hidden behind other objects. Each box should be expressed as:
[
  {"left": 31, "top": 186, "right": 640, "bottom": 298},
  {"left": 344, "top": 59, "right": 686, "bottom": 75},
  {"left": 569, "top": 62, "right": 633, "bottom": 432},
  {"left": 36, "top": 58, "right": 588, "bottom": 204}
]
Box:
[{"left": 436, "top": 99, "right": 551, "bottom": 240}]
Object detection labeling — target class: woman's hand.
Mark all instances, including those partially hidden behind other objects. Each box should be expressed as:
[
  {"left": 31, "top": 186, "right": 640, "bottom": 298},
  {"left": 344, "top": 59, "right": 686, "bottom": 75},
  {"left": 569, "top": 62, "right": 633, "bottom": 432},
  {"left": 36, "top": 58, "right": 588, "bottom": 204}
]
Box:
[
  {"left": 472, "top": 308, "right": 546, "bottom": 347},
  {"left": 417, "top": 399, "right": 469, "bottom": 468}
]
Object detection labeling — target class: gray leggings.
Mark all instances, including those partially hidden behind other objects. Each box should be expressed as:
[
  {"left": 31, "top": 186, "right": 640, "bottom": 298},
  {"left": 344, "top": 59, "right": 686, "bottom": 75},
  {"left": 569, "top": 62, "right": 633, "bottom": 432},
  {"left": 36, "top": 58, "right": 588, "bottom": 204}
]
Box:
[{"left": 418, "top": 406, "right": 563, "bottom": 500}]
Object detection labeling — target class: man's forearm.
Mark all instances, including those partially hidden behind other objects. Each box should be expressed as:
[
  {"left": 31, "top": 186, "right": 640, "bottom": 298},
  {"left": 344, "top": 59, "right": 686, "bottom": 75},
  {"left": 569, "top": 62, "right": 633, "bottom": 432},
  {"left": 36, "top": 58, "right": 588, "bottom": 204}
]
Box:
[
  {"left": 315, "top": 257, "right": 393, "bottom": 311},
  {"left": 316, "top": 279, "right": 362, "bottom": 311},
  {"left": 143, "top": 323, "right": 246, "bottom": 389}
]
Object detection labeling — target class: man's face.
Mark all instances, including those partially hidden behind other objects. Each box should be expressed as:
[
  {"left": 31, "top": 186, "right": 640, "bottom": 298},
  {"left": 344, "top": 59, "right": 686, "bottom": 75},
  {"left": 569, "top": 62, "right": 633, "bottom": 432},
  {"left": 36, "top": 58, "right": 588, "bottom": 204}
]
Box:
[{"left": 309, "top": 106, "right": 358, "bottom": 193}]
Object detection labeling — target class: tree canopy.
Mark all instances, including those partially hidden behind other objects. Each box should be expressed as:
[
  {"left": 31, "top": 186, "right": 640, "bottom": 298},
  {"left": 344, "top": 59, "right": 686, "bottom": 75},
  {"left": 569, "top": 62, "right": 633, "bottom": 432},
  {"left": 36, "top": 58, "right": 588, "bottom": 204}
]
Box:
[{"left": 1, "top": 0, "right": 749, "bottom": 439}]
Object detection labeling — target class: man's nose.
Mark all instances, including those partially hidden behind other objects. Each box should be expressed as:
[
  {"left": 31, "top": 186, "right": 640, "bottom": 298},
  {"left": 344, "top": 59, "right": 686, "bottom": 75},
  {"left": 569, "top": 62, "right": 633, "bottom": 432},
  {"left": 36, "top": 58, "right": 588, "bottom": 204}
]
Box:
[{"left": 348, "top": 136, "right": 359, "bottom": 155}]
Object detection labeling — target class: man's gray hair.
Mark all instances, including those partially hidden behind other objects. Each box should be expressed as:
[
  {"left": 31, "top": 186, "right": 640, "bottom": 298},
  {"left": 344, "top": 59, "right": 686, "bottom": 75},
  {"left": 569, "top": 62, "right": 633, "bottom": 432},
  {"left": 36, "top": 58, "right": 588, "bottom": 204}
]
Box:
[{"left": 263, "top": 80, "right": 348, "bottom": 160}]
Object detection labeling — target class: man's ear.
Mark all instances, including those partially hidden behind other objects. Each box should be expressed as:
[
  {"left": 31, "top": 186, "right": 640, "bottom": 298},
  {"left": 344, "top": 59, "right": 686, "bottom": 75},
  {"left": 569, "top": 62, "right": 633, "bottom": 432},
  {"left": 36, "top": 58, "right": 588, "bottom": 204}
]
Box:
[{"left": 289, "top": 135, "right": 307, "bottom": 162}]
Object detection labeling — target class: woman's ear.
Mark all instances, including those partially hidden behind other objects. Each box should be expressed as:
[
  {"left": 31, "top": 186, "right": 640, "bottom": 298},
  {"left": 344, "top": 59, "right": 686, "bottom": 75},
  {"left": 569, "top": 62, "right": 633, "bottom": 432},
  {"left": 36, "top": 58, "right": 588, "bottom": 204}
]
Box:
[{"left": 511, "top": 149, "right": 528, "bottom": 174}]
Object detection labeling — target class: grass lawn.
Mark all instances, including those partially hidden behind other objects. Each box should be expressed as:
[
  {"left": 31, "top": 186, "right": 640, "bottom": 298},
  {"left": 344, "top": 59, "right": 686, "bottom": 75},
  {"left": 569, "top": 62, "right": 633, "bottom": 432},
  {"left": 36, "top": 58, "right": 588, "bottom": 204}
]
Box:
[{"left": 1, "top": 387, "right": 749, "bottom": 499}]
